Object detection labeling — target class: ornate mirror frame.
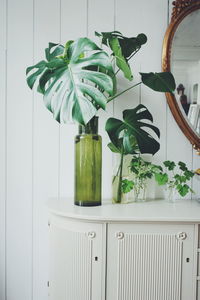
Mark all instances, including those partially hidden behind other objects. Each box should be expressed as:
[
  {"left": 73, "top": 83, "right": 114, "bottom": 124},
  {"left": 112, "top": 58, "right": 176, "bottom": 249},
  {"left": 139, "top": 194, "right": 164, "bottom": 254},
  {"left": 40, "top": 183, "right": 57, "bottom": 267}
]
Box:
[{"left": 162, "top": 0, "right": 200, "bottom": 154}]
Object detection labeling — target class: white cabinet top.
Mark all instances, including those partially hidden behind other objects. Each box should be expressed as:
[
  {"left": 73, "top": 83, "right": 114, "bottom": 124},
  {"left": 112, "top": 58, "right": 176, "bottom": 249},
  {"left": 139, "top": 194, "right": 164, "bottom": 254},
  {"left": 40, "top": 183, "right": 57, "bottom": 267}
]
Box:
[{"left": 48, "top": 198, "right": 200, "bottom": 223}]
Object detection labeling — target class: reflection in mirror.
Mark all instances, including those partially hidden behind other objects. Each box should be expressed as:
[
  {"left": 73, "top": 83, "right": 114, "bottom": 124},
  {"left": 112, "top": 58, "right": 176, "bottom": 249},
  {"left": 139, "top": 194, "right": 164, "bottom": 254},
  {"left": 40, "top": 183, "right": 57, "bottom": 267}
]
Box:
[{"left": 171, "top": 9, "right": 200, "bottom": 136}]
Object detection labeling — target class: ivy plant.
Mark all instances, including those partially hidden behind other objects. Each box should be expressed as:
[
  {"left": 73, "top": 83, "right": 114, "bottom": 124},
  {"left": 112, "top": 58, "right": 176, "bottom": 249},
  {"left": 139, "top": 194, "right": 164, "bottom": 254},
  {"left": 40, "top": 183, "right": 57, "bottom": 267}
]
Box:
[
  {"left": 155, "top": 160, "right": 195, "bottom": 197},
  {"left": 122, "top": 156, "right": 162, "bottom": 199},
  {"left": 26, "top": 31, "right": 175, "bottom": 126}
]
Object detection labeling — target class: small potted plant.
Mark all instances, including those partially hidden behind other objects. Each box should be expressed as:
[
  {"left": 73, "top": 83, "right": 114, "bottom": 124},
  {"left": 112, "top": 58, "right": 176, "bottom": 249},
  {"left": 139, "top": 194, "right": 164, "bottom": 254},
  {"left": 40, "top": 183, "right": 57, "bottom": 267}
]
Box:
[{"left": 155, "top": 160, "right": 195, "bottom": 202}]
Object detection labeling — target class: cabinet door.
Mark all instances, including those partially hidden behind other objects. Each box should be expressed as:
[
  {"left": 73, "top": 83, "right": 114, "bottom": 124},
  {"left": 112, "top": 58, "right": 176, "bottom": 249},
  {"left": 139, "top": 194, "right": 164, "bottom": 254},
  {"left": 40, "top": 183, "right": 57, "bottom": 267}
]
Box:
[
  {"left": 49, "top": 215, "right": 105, "bottom": 300},
  {"left": 107, "top": 223, "right": 195, "bottom": 300}
]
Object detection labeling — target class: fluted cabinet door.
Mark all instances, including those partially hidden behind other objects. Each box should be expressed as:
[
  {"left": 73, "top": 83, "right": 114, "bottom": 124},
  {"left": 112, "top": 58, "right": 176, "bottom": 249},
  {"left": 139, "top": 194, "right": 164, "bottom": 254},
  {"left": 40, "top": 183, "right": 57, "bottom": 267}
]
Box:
[
  {"left": 49, "top": 215, "right": 104, "bottom": 300},
  {"left": 107, "top": 223, "right": 195, "bottom": 300}
]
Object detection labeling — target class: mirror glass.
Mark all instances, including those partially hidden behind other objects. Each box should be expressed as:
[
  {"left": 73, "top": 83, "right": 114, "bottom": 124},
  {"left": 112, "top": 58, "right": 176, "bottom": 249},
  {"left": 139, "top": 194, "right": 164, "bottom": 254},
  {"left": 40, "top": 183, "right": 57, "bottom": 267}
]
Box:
[{"left": 171, "top": 9, "right": 200, "bottom": 137}]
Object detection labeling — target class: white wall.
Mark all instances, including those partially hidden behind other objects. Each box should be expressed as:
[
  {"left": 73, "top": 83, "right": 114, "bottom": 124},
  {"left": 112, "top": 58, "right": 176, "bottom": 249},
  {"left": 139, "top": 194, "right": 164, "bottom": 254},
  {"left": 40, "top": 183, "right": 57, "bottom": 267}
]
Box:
[{"left": 0, "top": 0, "right": 199, "bottom": 299}]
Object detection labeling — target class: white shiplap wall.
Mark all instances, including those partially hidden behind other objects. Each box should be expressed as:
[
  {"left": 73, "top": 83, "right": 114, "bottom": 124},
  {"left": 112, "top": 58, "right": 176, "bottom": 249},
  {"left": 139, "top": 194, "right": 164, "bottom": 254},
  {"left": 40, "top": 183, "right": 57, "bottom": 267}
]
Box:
[
  {"left": 0, "top": 0, "right": 6, "bottom": 299},
  {"left": 0, "top": 0, "right": 199, "bottom": 300}
]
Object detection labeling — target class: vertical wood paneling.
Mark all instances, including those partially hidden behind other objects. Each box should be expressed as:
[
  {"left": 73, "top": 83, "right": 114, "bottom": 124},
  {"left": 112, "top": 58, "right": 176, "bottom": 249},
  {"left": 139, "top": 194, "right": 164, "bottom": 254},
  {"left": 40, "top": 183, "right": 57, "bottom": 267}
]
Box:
[
  {"left": 139, "top": 0, "right": 168, "bottom": 163},
  {"left": 33, "top": 1, "right": 60, "bottom": 299},
  {"left": 114, "top": 0, "right": 146, "bottom": 198},
  {"left": 87, "top": 0, "right": 115, "bottom": 199},
  {"left": 107, "top": 224, "right": 194, "bottom": 300},
  {"left": 59, "top": 0, "right": 87, "bottom": 199},
  {"left": 51, "top": 229, "right": 93, "bottom": 300},
  {"left": 0, "top": 2, "right": 199, "bottom": 300},
  {"left": 114, "top": 0, "right": 141, "bottom": 119},
  {"left": 0, "top": 0, "right": 6, "bottom": 298},
  {"left": 166, "top": 112, "right": 193, "bottom": 169},
  {"left": 50, "top": 226, "right": 92, "bottom": 300},
  {"left": 6, "top": 0, "right": 33, "bottom": 299},
  {"left": 117, "top": 234, "right": 182, "bottom": 300},
  {"left": 49, "top": 217, "right": 103, "bottom": 300},
  {"left": 114, "top": 0, "right": 169, "bottom": 198}
]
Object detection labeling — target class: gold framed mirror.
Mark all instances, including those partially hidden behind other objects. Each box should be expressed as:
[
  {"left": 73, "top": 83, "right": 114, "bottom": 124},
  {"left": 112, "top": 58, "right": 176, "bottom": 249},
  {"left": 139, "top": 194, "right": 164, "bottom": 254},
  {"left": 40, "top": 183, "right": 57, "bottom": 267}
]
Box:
[{"left": 162, "top": 0, "right": 200, "bottom": 154}]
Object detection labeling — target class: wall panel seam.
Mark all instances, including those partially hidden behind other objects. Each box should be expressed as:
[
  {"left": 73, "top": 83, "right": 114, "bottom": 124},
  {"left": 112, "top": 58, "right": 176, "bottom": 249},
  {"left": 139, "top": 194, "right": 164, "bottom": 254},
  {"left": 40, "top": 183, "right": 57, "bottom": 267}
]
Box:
[
  {"left": 86, "top": 0, "right": 89, "bottom": 37},
  {"left": 31, "top": 0, "right": 35, "bottom": 298},
  {"left": 166, "top": 0, "right": 170, "bottom": 162},
  {"left": 112, "top": 0, "right": 116, "bottom": 184},
  {"left": 5, "top": 48, "right": 8, "bottom": 300},
  {"left": 58, "top": 0, "right": 61, "bottom": 201},
  {"left": 5, "top": 0, "right": 8, "bottom": 298}
]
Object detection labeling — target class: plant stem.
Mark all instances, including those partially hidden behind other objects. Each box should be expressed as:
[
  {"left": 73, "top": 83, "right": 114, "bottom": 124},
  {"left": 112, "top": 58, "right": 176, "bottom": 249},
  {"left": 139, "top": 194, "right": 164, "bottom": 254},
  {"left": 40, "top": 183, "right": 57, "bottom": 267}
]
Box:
[
  {"left": 112, "top": 162, "right": 121, "bottom": 184},
  {"left": 127, "top": 48, "right": 140, "bottom": 62},
  {"left": 116, "top": 148, "right": 124, "bottom": 203},
  {"left": 107, "top": 82, "right": 142, "bottom": 103}
]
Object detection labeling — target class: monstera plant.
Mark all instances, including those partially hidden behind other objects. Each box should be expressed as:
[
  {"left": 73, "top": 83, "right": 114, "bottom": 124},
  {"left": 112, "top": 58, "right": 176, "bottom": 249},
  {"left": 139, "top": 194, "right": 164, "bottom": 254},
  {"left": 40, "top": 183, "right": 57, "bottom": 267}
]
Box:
[
  {"left": 26, "top": 30, "right": 175, "bottom": 206},
  {"left": 26, "top": 31, "right": 175, "bottom": 125}
]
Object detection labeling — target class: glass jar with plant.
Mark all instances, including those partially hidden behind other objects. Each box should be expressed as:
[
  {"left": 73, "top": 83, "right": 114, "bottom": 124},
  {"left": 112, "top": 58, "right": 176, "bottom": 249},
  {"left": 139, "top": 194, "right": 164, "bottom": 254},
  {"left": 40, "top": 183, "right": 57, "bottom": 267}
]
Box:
[
  {"left": 155, "top": 160, "right": 195, "bottom": 202},
  {"left": 105, "top": 104, "right": 162, "bottom": 203},
  {"left": 128, "top": 156, "right": 162, "bottom": 201},
  {"left": 26, "top": 31, "right": 175, "bottom": 206}
]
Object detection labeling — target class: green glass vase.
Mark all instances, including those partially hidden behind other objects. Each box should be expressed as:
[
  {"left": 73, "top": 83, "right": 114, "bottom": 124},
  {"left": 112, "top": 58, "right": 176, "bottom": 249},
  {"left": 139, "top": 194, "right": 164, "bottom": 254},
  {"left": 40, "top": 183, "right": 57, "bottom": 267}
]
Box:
[{"left": 74, "top": 117, "right": 102, "bottom": 206}]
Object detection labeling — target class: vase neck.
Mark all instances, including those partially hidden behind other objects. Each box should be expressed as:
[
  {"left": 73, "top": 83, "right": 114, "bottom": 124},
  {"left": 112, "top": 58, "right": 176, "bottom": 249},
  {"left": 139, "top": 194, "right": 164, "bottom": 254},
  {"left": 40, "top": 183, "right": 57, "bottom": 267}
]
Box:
[{"left": 79, "top": 116, "right": 99, "bottom": 134}]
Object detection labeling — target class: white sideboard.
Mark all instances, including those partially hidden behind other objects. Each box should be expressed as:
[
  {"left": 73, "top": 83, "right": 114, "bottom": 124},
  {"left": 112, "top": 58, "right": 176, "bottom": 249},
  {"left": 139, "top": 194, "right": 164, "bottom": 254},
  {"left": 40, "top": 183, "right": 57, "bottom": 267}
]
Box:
[{"left": 48, "top": 198, "right": 200, "bottom": 300}]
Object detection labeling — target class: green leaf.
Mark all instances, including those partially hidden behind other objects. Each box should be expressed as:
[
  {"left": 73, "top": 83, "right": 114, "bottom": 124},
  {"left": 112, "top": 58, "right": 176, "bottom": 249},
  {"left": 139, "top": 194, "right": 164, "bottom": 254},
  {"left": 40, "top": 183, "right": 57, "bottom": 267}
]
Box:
[
  {"left": 105, "top": 118, "right": 124, "bottom": 149},
  {"left": 96, "top": 31, "right": 147, "bottom": 81},
  {"left": 152, "top": 164, "right": 163, "bottom": 172},
  {"left": 45, "top": 43, "right": 64, "bottom": 62},
  {"left": 129, "top": 156, "right": 163, "bottom": 183},
  {"left": 122, "top": 179, "right": 134, "bottom": 193},
  {"left": 155, "top": 173, "right": 168, "bottom": 185},
  {"left": 178, "top": 161, "right": 187, "bottom": 171},
  {"left": 107, "top": 142, "right": 121, "bottom": 153},
  {"left": 95, "top": 31, "right": 123, "bottom": 47},
  {"left": 106, "top": 104, "right": 160, "bottom": 155},
  {"left": 180, "top": 176, "right": 187, "bottom": 183},
  {"left": 123, "top": 132, "right": 138, "bottom": 154},
  {"left": 140, "top": 72, "right": 176, "bottom": 93},
  {"left": 26, "top": 60, "right": 47, "bottom": 90},
  {"left": 62, "top": 40, "right": 74, "bottom": 58},
  {"left": 26, "top": 38, "right": 114, "bottom": 124},
  {"left": 184, "top": 169, "right": 194, "bottom": 179},
  {"left": 164, "top": 160, "right": 176, "bottom": 171},
  {"left": 96, "top": 31, "right": 147, "bottom": 59},
  {"left": 177, "top": 184, "right": 190, "bottom": 197},
  {"left": 118, "top": 33, "right": 147, "bottom": 58},
  {"left": 109, "top": 37, "right": 133, "bottom": 80},
  {"left": 123, "top": 105, "right": 160, "bottom": 155},
  {"left": 46, "top": 58, "right": 66, "bottom": 69}
]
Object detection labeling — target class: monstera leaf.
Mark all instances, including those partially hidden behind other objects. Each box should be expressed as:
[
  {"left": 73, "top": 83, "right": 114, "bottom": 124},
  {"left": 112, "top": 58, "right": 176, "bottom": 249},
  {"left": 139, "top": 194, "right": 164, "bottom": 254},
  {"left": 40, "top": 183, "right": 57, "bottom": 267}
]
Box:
[
  {"left": 140, "top": 72, "right": 176, "bottom": 93},
  {"left": 96, "top": 31, "right": 147, "bottom": 81},
  {"left": 26, "top": 42, "right": 65, "bottom": 90},
  {"left": 26, "top": 38, "right": 114, "bottom": 125},
  {"left": 105, "top": 104, "right": 160, "bottom": 155},
  {"left": 95, "top": 31, "right": 147, "bottom": 59}
]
